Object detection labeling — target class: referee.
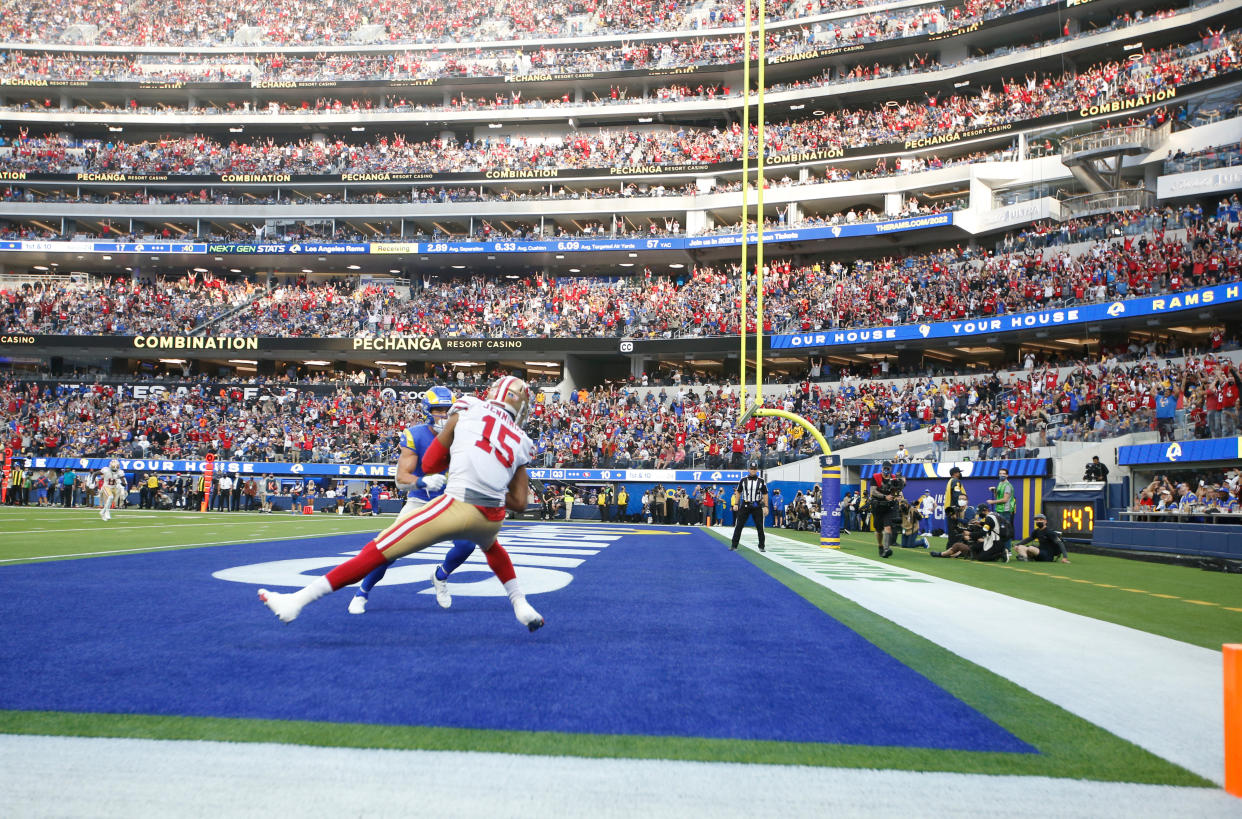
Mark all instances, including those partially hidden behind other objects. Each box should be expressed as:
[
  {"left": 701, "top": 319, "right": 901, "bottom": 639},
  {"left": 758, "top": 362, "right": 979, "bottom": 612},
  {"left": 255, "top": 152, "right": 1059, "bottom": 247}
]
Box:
[{"left": 730, "top": 462, "right": 768, "bottom": 552}]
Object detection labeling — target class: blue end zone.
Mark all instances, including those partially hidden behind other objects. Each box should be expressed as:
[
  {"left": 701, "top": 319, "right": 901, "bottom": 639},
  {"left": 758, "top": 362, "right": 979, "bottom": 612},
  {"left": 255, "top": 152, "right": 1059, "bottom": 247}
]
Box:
[{"left": 0, "top": 525, "right": 1033, "bottom": 752}]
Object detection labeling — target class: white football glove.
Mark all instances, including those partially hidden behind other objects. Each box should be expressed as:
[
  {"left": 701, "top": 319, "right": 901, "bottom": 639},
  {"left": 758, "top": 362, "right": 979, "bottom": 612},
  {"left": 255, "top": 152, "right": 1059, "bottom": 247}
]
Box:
[
  {"left": 395, "top": 480, "right": 417, "bottom": 492},
  {"left": 420, "top": 473, "right": 447, "bottom": 493}
]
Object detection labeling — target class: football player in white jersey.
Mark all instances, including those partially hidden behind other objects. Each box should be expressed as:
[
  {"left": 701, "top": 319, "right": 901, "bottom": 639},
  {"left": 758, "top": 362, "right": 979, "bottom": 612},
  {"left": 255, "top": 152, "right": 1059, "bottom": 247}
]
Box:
[
  {"left": 260, "top": 376, "right": 545, "bottom": 631},
  {"left": 98, "top": 459, "right": 126, "bottom": 521}
]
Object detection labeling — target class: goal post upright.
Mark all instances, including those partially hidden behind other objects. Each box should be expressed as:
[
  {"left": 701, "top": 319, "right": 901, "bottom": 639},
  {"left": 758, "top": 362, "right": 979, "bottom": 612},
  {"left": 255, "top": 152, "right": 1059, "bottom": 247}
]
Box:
[
  {"left": 741, "top": 0, "right": 840, "bottom": 547},
  {"left": 737, "top": 0, "right": 752, "bottom": 424}
]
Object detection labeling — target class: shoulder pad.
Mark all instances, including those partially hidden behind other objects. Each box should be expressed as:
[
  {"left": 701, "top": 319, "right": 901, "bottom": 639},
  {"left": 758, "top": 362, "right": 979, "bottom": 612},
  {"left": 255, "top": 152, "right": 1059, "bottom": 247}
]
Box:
[{"left": 449, "top": 395, "right": 482, "bottom": 416}]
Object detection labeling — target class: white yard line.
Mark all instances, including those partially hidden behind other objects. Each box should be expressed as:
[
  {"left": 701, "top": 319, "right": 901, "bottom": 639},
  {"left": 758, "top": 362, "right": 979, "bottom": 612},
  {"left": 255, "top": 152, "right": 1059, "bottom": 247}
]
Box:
[
  {"left": 0, "top": 520, "right": 296, "bottom": 535},
  {"left": 716, "top": 528, "right": 1226, "bottom": 785},
  {"left": 1, "top": 735, "right": 1237, "bottom": 819},
  {"left": 0, "top": 529, "right": 374, "bottom": 564}
]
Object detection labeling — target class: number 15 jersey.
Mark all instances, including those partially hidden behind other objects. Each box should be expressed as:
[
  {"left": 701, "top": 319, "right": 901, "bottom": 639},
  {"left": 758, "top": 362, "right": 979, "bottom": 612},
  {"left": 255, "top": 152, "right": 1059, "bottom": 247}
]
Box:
[{"left": 448, "top": 398, "right": 535, "bottom": 507}]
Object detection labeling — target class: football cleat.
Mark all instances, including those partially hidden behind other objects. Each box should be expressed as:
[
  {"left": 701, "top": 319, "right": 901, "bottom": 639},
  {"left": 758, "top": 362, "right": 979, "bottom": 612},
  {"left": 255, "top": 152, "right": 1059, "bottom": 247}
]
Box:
[
  {"left": 347, "top": 595, "right": 368, "bottom": 615},
  {"left": 258, "top": 588, "right": 302, "bottom": 624},
  {"left": 513, "top": 599, "right": 544, "bottom": 632},
  {"left": 432, "top": 574, "right": 452, "bottom": 609}
]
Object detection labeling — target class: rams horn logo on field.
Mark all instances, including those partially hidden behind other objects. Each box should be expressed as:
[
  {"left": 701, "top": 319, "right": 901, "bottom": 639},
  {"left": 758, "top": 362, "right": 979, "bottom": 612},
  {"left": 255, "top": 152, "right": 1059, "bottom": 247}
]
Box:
[
  {"left": 80, "top": 458, "right": 89, "bottom": 469},
  {"left": 1165, "top": 442, "right": 1182, "bottom": 461},
  {"left": 1107, "top": 302, "right": 1126, "bottom": 317},
  {"left": 290, "top": 463, "right": 305, "bottom": 473},
  {"left": 710, "top": 471, "right": 722, "bottom": 480},
  {"left": 831, "top": 226, "right": 842, "bottom": 237},
  {"left": 918, "top": 324, "right": 931, "bottom": 338}
]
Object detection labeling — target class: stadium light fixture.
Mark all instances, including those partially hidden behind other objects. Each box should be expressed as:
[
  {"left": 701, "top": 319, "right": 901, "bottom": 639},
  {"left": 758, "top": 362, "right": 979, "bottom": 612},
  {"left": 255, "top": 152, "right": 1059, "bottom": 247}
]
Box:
[
  {"left": 108, "top": 126, "right": 123, "bottom": 132},
  {"left": 525, "top": 361, "right": 559, "bottom": 366},
  {"left": 954, "top": 80, "right": 970, "bottom": 88},
  {"left": 193, "top": 267, "right": 208, "bottom": 273},
  {"left": 451, "top": 264, "right": 466, "bottom": 269},
  {"left": 351, "top": 126, "right": 365, "bottom": 132},
  {"left": 505, "top": 275, "right": 519, "bottom": 279},
  {"left": 555, "top": 254, "right": 565, "bottom": 259},
  {"left": 228, "top": 359, "right": 259, "bottom": 365},
  {"left": 389, "top": 269, "right": 400, "bottom": 273},
  {"left": 488, "top": 123, "right": 503, "bottom": 129},
  {"left": 669, "top": 263, "right": 684, "bottom": 268},
  {"left": 159, "top": 358, "right": 186, "bottom": 364},
  {"left": 374, "top": 360, "right": 406, "bottom": 366},
  {"left": 789, "top": 104, "right": 804, "bottom": 111},
  {"left": 638, "top": 117, "right": 653, "bottom": 123},
  {"left": 229, "top": 268, "right": 242, "bottom": 273},
  {"left": 1124, "top": 41, "right": 1143, "bottom": 51},
  {"left": 302, "top": 360, "right": 331, "bottom": 366},
  {"left": 619, "top": 263, "right": 634, "bottom": 267},
  {"left": 102, "top": 255, "right": 111, "bottom": 260},
  {"left": 628, "top": 252, "right": 637, "bottom": 258},
  {"left": 301, "top": 268, "right": 312, "bottom": 273},
  {"left": 32, "top": 265, "right": 48, "bottom": 271},
  {"left": 347, "top": 264, "right": 361, "bottom": 270},
  {"left": 229, "top": 127, "right": 244, "bottom": 133},
  {"left": 569, "top": 268, "right": 581, "bottom": 273},
  {"left": 812, "top": 110, "right": 824, "bottom": 117}
]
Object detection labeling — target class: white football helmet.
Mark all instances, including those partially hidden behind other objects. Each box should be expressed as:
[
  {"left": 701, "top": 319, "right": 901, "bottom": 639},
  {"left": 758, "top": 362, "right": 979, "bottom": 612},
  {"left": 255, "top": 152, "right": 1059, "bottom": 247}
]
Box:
[
  {"left": 109, "top": 459, "right": 120, "bottom": 471},
  {"left": 485, "top": 376, "right": 532, "bottom": 425}
]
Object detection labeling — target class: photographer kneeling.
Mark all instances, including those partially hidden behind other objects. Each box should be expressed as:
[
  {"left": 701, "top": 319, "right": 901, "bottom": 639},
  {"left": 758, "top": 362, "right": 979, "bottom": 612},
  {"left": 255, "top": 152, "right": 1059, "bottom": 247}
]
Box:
[
  {"left": 1014, "top": 513, "right": 1070, "bottom": 563},
  {"left": 930, "top": 505, "right": 1009, "bottom": 562}
]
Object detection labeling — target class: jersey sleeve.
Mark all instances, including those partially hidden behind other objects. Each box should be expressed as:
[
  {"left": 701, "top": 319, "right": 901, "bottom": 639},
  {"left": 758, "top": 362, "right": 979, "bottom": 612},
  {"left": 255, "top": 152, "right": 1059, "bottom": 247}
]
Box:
[
  {"left": 518, "top": 432, "right": 537, "bottom": 468},
  {"left": 400, "top": 426, "right": 419, "bottom": 451}
]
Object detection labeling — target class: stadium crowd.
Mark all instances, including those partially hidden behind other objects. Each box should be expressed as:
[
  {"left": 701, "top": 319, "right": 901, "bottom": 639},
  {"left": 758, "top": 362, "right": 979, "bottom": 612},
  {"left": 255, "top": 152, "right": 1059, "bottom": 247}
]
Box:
[
  {"left": 1133, "top": 469, "right": 1242, "bottom": 515},
  {"left": 2, "top": 344, "right": 1237, "bottom": 483},
  {"left": 0, "top": 29, "right": 1236, "bottom": 179},
  {"left": 0, "top": 0, "right": 1049, "bottom": 48},
  {"left": 0, "top": 3, "right": 1185, "bottom": 113},
  {"left": 3, "top": 204, "right": 1231, "bottom": 339}
]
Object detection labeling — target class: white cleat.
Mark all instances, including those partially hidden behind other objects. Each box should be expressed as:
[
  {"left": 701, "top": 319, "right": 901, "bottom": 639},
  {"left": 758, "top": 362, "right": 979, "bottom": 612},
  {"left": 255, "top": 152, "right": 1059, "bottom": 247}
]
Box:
[
  {"left": 258, "top": 588, "right": 303, "bottom": 624},
  {"left": 513, "top": 599, "right": 545, "bottom": 632},
  {"left": 432, "top": 574, "right": 452, "bottom": 609},
  {"left": 347, "top": 595, "right": 367, "bottom": 615}
]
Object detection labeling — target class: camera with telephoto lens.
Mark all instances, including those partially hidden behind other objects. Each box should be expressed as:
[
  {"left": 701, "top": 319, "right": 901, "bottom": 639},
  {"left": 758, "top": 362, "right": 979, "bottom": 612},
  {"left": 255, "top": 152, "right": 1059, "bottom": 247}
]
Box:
[{"left": 880, "top": 476, "right": 904, "bottom": 497}]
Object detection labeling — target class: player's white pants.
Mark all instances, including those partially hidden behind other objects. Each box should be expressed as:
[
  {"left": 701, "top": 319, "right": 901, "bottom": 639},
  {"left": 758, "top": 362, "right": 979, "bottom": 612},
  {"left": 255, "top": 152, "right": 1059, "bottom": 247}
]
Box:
[{"left": 401, "top": 496, "right": 431, "bottom": 516}]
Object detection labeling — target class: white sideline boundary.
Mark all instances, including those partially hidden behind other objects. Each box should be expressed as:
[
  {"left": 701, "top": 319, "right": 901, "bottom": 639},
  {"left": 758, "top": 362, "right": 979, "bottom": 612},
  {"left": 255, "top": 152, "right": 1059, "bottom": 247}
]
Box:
[
  {"left": 714, "top": 528, "right": 1225, "bottom": 785},
  {"left": 3, "top": 735, "right": 1239, "bottom": 819}
]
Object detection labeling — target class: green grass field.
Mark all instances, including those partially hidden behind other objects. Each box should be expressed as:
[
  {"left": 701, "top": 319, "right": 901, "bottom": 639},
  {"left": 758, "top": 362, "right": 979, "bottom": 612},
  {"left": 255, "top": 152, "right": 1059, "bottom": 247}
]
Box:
[
  {"left": 0, "top": 505, "right": 385, "bottom": 563},
  {"left": 775, "top": 529, "right": 1242, "bottom": 651},
  {"left": 0, "top": 507, "right": 1231, "bottom": 785}
]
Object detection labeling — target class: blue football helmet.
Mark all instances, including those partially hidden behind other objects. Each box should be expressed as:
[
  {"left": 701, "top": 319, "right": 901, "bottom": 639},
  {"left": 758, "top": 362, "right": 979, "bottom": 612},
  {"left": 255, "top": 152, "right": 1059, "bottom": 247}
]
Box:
[{"left": 423, "top": 386, "right": 454, "bottom": 430}]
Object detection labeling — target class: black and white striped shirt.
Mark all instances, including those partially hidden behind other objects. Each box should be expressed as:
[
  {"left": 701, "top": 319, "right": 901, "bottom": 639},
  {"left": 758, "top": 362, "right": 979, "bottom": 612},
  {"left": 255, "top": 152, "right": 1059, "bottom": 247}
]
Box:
[{"left": 736, "top": 475, "right": 768, "bottom": 507}]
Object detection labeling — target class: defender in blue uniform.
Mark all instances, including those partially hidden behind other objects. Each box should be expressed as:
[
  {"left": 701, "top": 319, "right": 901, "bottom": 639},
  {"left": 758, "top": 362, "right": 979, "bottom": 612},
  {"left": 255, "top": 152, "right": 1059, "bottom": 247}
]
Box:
[{"left": 348, "top": 386, "right": 477, "bottom": 614}]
